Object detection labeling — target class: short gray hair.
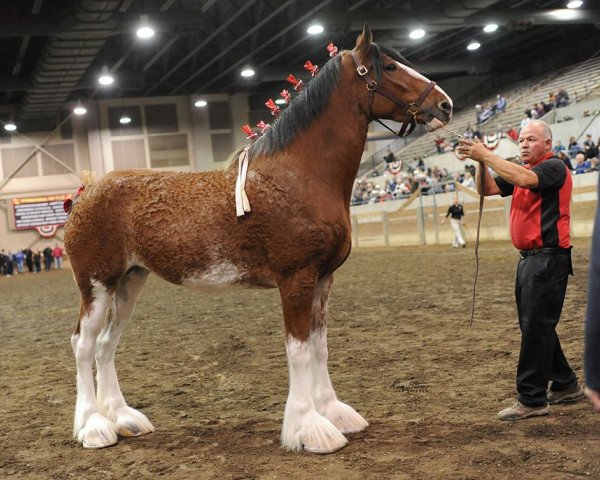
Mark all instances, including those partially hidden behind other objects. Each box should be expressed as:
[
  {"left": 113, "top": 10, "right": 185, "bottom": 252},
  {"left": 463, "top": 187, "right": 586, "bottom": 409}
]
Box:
[{"left": 526, "top": 120, "right": 553, "bottom": 141}]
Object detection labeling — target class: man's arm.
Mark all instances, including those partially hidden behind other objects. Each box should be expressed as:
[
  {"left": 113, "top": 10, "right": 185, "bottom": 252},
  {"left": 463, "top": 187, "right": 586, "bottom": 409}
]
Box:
[{"left": 458, "top": 138, "right": 539, "bottom": 189}]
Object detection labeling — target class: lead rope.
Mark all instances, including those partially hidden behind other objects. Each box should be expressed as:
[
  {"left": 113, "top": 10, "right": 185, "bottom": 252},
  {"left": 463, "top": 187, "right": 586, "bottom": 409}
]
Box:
[{"left": 442, "top": 126, "right": 484, "bottom": 326}]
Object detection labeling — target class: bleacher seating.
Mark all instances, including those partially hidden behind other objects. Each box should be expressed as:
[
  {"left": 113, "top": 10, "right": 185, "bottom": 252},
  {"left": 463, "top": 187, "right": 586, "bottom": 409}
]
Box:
[{"left": 360, "top": 55, "right": 600, "bottom": 178}]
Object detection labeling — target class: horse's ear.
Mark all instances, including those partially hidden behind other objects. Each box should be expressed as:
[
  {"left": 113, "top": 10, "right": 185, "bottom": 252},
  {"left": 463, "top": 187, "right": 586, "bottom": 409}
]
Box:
[{"left": 355, "top": 22, "right": 373, "bottom": 54}]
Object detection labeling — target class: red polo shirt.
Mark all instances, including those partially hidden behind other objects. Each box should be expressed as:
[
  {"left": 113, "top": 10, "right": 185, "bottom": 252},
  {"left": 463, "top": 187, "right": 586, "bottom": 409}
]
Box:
[{"left": 494, "top": 154, "right": 572, "bottom": 251}]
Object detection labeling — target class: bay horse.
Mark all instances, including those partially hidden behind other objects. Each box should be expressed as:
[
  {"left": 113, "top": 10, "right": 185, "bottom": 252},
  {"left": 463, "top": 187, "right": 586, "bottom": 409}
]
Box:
[{"left": 64, "top": 25, "right": 452, "bottom": 454}]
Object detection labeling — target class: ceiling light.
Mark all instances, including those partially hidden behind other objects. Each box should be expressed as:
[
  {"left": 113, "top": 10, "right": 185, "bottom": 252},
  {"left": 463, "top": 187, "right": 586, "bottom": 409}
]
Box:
[
  {"left": 240, "top": 68, "right": 255, "bottom": 78},
  {"left": 136, "top": 15, "right": 155, "bottom": 39},
  {"left": 4, "top": 122, "right": 16, "bottom": 132},
  {"left": 483, "top": 23, "right": 498, "bottom": 33},
  {"left": 409, "top": 29, "right": 426, "bottom": 40},
  {"left": 194, "top": 99, "right": 207, "bottom": 107},
  {"left": 98, "top": 66, "right": 114, "bottom": 86},
  {"left": 567, "top": 0, "right": 583, "bottom": 8},
  {"left": 73, "top": 105, "right": 87, "bottom": 116},
  {"left": 119, "top": 114, "right": 131, "bottom": 125},
  {"left": 307, "top": 23, "right": 324, "bottom": 35},
  {"left": 275, "top": 98, "right": 286, "bottom": 105},
  {"left": 467, "top": 40, "right": 481, "bottom": 51},
  {"left": 548, "top": 8, "right": 579, "bottom": 20}
]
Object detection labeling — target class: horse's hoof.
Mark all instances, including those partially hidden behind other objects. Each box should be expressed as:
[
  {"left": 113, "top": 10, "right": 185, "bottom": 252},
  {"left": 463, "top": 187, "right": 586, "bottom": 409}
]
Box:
[
  {"left": 113, "top": 406, "right": 155, "bottom": 437},
  {"left": 77, "top": 413, "right": 118, "bottom": 448},
  {"left": 322, "top": 401, "right": 369, "bottom": 434},
  {"left": 282, "top": 411, "right": 348, "bottom": 454}
]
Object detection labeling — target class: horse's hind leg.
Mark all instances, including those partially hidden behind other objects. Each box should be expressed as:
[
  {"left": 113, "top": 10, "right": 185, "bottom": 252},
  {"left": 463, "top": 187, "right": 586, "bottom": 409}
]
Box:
[
  {"left": 310, "top": 275, "right": 368, "bottom": 434},
  {"left": 96, "top": 267, "right": 154, "bottom": 438},
  {"left": 71, "top": 281, "right": 117, "bottom": 448},
  {"left": 279, "top": 273, "right": 347, "bottom": 454}
]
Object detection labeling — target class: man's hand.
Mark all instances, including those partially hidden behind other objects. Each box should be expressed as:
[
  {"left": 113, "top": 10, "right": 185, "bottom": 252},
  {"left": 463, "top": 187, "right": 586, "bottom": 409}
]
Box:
[
  {"left": 456, "top": 137, "right": 489, "bottom": 162},
  {"left": 585, "top": 387, "right": 600, "bottom": 412}
]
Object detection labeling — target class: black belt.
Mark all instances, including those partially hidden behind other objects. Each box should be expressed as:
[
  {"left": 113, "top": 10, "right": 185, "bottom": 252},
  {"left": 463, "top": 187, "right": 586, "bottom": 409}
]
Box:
[{"left": 519, "top": 247, "right": 572, "bottom": 258}]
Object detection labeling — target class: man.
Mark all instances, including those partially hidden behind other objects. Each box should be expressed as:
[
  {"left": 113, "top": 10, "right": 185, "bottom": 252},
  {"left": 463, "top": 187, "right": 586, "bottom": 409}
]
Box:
[
  {"left": 457, "top": 120, "right": 583, "bottom": 421},
  {"left": 52, "top": 243, "right": 64, "bottom": 270},
  {"left": 441, "top": 196, "right": 466, "bottom": 248}
]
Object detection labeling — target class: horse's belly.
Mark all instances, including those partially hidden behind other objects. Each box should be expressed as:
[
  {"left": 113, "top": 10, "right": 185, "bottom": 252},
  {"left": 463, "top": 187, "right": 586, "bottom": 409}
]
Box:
[{"left": 181, "top": 261, "right": 277, "bottom": 291}]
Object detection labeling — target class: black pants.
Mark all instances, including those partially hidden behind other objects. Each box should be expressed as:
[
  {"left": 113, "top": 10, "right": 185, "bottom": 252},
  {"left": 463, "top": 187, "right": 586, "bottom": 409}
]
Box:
[{"left": 515, "top": 250, "right": 577, "bottom": 407}]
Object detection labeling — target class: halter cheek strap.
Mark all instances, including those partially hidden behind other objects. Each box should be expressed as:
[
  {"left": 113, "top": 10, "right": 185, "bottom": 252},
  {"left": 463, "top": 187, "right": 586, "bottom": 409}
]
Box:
[{"left": 350, "top": 50, "right": 436, "bottom": 137}]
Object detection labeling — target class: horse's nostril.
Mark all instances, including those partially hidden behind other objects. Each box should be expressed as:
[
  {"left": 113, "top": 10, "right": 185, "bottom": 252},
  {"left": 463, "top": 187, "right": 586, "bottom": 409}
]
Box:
[{"left": 439, "top": 101, "right": 452, "bottom": 113}]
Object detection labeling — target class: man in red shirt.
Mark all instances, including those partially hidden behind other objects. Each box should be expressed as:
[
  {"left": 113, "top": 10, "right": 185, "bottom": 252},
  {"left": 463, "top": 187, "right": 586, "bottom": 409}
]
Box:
[{"left": 457, "top": 120, "right": 583, "bottom": 421}]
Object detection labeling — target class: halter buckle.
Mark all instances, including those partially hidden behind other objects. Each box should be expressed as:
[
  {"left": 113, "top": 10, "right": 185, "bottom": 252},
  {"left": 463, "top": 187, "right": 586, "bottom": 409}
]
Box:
[
  {"left": 407, "top": 103, "right": 419, "bottom": 116},
  {"left": 366, "top": 80, "right": 377, "bottom": 91},
  {"left": 356, "top": 65, "right": 368, "bottom": 76}
]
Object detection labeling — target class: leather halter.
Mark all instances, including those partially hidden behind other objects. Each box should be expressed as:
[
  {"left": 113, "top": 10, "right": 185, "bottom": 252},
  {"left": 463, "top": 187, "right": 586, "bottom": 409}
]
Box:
[{"left": 351, "top": 50, "right": 437, "bottom": 137}]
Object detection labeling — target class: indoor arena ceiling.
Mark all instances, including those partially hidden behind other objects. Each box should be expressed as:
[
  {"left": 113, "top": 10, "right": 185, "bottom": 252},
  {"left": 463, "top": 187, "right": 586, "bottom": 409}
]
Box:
[{"left": 1, "top": 0, "right": 600, "bottom": 130}]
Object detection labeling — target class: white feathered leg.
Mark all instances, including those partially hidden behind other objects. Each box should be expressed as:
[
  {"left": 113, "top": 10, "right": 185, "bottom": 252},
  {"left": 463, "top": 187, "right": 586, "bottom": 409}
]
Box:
[
  {"left": 72, "top": 282, "right": 118, "bottom": 449},
  {"left": 96, "top": 268, "right": 154, "bottom": 438},
  {"left": 310, "top": 276, "right": 368, "bottom": 434}
]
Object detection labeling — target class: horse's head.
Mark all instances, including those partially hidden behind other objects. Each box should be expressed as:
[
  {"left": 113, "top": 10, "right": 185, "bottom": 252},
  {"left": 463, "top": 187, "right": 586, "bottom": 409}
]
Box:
[{"left": 351, "top": 24, "right": 452, "bottom": 134}]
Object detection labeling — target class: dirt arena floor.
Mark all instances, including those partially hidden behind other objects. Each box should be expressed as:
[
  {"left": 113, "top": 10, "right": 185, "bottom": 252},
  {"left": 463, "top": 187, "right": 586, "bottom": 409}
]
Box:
[{"left": 1, "top": 239, "right": 599, "bottom": 480}]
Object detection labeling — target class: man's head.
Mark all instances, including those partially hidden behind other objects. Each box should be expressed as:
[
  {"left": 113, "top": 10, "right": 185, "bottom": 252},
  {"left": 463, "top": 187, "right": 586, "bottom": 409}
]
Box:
[
  {"left": 575, "top": 153, "right": 586, "bottom": 165},
  {"left": 453, "top": 195, "right": 460, "bottom": 206},
  {"left": 518, "top": 120, "right": 553, "bottom": 165}
]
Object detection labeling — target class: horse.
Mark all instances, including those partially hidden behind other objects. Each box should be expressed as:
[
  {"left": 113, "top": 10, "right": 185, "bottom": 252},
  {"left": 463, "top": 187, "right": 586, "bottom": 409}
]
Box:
[{"left": 63, "top": 24, "right": 452, "bottom": 454}]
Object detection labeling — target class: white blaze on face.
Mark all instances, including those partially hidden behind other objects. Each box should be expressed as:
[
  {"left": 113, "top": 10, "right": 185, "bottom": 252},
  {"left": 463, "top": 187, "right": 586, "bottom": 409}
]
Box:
[{"left": 394, "top": 60, "right": 452, "bottom": 130}]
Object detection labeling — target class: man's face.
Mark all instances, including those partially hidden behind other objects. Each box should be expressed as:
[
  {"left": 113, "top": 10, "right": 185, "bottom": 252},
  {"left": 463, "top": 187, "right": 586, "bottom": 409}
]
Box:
[{"left": 518, "top": 124, "right": 551, "bottom": 165}]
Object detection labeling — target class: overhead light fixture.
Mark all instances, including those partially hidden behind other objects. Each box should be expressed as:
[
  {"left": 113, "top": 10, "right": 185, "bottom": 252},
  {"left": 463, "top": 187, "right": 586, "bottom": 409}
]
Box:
[
  {"left": 307, "top": 23, "right": 324, "bottom": 35},
  {"left": 409, "top": 29, "right": 426, "bottom": 40},
  {"left": 73, "top": 102, "right": 87, "bottom": 116},
  {"left": 119, "top": 114, "right": 132, "bottom": 124},
  {"left": 567, "top": 0, "right": 583, "bottom": 8},
  {"left": 483, "top": 23, "right": 498, "bottom": 33},
  {"left": 98, "top": 66, "right": 114, "bottom": 86},
  {"left": 4, "top": 122, "right": 16, "bottom": 132},
  {"left": 240, "top": 68, "right": 255, "bottom": 78},
  {"left": 194, "top": 99, "right": 207, "bottom": 107},
  {"left": 548, "top": 8, "right": 579, "bottom": 20},
  {"left": 275, "top": 98, "right": 286, "bottom": 105},
  {"left": 136, "top": 15, "right": 155, "bottom": 39},
  {"left": 467, "top": 40, "right": 481, "bottom": 51}
]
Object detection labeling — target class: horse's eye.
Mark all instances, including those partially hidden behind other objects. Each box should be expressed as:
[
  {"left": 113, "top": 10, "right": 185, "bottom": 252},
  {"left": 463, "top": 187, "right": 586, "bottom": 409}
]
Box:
[{"left": 384, "top": 63, "right": 397, "bottom": 72}]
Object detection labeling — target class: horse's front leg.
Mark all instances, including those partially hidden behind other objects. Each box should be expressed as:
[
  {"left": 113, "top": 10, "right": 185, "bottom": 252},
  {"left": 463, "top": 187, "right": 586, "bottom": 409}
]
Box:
[
  {"left": 310, "top": 275, "right": 368, "bottom": 434},
  {"left": 279, "top": 273, "right": 347, "bottom": 454}
]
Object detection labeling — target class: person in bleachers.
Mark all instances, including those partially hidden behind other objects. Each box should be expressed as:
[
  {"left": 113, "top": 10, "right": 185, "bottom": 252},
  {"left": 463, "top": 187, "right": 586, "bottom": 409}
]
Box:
[
  {"left": 552, "top": 140, "right": 566, "bottom": 155},
  {"left": 462, "top": 171, "right": 476, "bottom": 189},
  {"left": 568, "top": 136, "right": 582, "bottom": 158},
  {"left": 463, "top": 125, "right": 474, "bottom": 139},
  {"left": 383, "top": 148, "right": 395, "bottom": 163},
  {"left": 478, "top": 101, "right": 494, "bottom": 124},
  {"left": 520, "top": 113, "right": 531, "bottom": 131},
  {"left": 584, "top": 134, "right": 598, "bottom": 158},
  {"left": 557, "top": 151, "right": 574, "bottom": 171},
  {"left": 494, "top": 94, "right": 507, "bottom": 114},
  {"left": 434, "top": 135, "right": 447, "bottom": 154},
  {"left": 556, "top": 87, "right": 570, "bottom": 107},
  {"left": 574, "top": 153, "right": 591, "bottom": 174},
  {"left": 507, "top": 126, "right": 519, "bottom": 141},
  {"left": 548, "top": 92, "right": 556, "bottom": 110}
]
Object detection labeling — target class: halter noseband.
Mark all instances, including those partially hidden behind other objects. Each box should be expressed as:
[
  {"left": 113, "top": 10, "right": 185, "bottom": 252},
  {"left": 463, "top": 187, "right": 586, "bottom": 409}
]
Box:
[{"left": 351, "top": 50, "right": 436, "bottom": 137}]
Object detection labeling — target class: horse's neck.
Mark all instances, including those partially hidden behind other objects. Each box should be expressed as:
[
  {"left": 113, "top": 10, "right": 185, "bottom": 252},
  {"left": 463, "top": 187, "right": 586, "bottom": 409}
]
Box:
[{"left": 283, "top": 86, "right": 370, "bottom": 202}]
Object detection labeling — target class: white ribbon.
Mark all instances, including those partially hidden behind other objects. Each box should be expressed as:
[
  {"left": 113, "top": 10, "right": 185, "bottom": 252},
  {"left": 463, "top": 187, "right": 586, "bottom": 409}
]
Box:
[{"left": 235, "top": 146, "right": 251, "bottom": 217}]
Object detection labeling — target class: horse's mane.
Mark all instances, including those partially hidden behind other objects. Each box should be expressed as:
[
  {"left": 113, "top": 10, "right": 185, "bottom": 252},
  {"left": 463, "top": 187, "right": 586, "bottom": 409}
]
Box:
[
  {"left": 239, "top": 42, "right": 413, "bottom": 160},
  {"left": 248, "top": 54, "right": 343, "bottom": 158}
]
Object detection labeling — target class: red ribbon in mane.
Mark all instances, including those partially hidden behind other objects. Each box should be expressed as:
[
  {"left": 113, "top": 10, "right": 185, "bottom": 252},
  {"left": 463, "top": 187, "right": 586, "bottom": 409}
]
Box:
[
  {"left": 280, "top": 89, "right": 291, "bottom": 104},
  {"left": 241, "top": 124, "right": 258, "bottom": 140},
  {"left": 286, "top": 74, "right": 303, "bottom": 91},
  {"left": 63, "top": 184, "right": 85, "bottom": 214},
  {"left": 265, "top": 98, "right": 281, "bottom": 116},
  {"left": 304, "top": 60, "right": 319, "bottom": 77},
  {"left": 256, "top": 120, "right": 270, "bottom": 133}
]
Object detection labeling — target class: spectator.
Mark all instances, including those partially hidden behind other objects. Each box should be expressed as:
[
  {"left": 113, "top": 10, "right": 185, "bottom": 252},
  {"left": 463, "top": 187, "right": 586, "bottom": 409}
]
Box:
[
  {"left": 24, "top": 248, "right": 33, "bottom": 273},
  {"left": 43, "top": 245, "right": 53, "bottom": 271},
  {"left": 552, "top": 140, "right": 566, "bottom": 155},
  {"left": 463, "top": 125, "right": 475, "bottom": 139},
  {"left": 520, "top": 114, "right": 531, "bottom": 131},
  {"left": 494, "top": 94, "right": 507, "bottom": 114},
  {"left": 15, "top": 250, "right": 24, "bottom": 273},
  {"left": 584, "top": 134, "right": 599, "bottom": 159},
  {"left": 556, "top": 87, "right": 569, "bottom": 107},
  {"left": 557, "top": 151, "right": 574, "bottom": 171},
  {"left": 0, "top": 249, "right": 7, "bottom": 276},
  {"left": 568, "top": 136, "right": 582, "bottom": 158},
  {"left": 52, "top": 243, "right": 64, "bottom": 270},
  {"left": 547, "top": 92, "right": 556, "bottom": 110},
  {"left": 462, "top": 171, "right": 476, "bottom": 189},
  {"left": 478, "top": 102, "right": 494, "bottom": 124},
  {"left": 434, "top": 135, "right": 447, "bottom": 154},
  {"left": 383, "top": 148, "right": 395, "bottom": 163},
  {"left": 574, "top": 153, "right": 591, "bottom": 174},
  {"left": 33, "top": 250, "right": 42, "bottom": 273},
  {"left": 506, "top": 126, "right": 519, "bottom": 141}
]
